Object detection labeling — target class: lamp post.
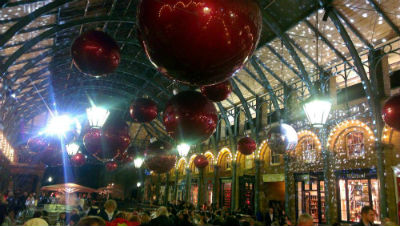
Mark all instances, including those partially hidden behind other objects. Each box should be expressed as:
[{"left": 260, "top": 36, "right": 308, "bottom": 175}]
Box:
[{"left": 303, "top": 95, "right": 332, "bottom": 225}]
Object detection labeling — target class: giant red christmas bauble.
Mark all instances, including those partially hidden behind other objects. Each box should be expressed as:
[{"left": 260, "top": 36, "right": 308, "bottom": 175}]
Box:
[
  {"left": 27, "top": 136, "right": 47, "bottom": 153},
  {"left": 146, "top": 140, "right": 172, "bottom": 155},
  {"left": 194, "top": 155, "right": 209, "bottom": 169},
  {"left": 38, "top": 138, "right": 63, "bottom": 166},
  {"left": 145, "top": 154, "right": 176, "bottom": 174},
  {"left": 163, "top": 91, "right": 218, "bottom": 143},
  {"left": 137, "top": 0, "right": 262, "bottom": 86},
  {"left": 200, "top": 80, "right": 232, "bottom": 102},
  {"left": 71, "top": 153, "right": 86, "bottom": 167},
  {"left": 83, "top": 128, "right": 102, "bottom": 156},
  {"left": 237, "top": 137, "right": 256, "bottom": 155},
  {"left": 106, "top": 161, "right": 118, "bottom": 171},
  {"left": 383, "top": 94, "right": 400, "bottom": 131},
  {"left": 130, "top": 98, "right": 158, "bottom": 123},
  {"left": 71, "top": 30, "right": 120, "bottom": 76}
]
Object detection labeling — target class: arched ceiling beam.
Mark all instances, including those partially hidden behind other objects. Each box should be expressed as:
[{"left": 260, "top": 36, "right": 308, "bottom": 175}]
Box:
[
  {"left": 216, "top": 102, "right": 235, "bottom": 150},
  {"left": 367, "top": 0, "right": 400, "bottom": 36},
  {"left": 1, "top": 16, "right": 136, "bottom": 75},
  {"left": 231, "top": 80, "right": 255, "bottom": 135},
  {"left": 265, "top": 45, "right": 302, "bottom": 79},
  {"left": 232, "top": 77, "right": 257, "bottom": 97},
  {"left": 261, "top": 11, "right": 316, "bottom": 96},
  {"left": 253, "top": 56, "right": 290, "bottom": 89}
]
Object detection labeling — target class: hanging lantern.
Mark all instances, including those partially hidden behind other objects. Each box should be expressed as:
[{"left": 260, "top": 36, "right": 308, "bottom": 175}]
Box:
[
  {"left": 134, "top": 156, "right": 144, "bottom": 168},
  {"left": 106, "top": 161, "right": 118, "bottom": 172},
  {"left": 163, "top": 91, "right": 217, "bottom": 144},
  {"left": 266, "top": 123, "right": 298, "bottom": 154},
  {"left": 382, "top": 94, "right": 400, "bottom": 131},
  {"left": 71, "top": 30, "right": 120, "bottom": 76},
  {"left": 86, "top": 106, "right": 110, "bottom": 128},
  {"left": 200, "top": 80, "right": 232, "bottom": 102},
  {"left": 71, "top": 153, "right": 86, "bottom": 167},
  {"left": 145, "top": 154, "right": 176, "bottom": 174},
  {"left": 66, "top": 142, "right": 80, "bottom": 156},
  {"left": 303, "top": 96, "right": 332, "bottom": 127},
  {"left": 27, "top": 136, "right": 47, "bottom": 153},
  {"left": 130, "top": 98, "right": 158, "bottom": 123},
  {"left": 193, "top": 155, "right": 209, "bottom": 169},
  {"left": 237, "top": 137, "right": 256, "bottom": 155},
  {"left": 137, "top": 0, "right": 262, "bottom": 86},
  {"left": 177, "top": 143, "right": 190, "bottom": 157}
]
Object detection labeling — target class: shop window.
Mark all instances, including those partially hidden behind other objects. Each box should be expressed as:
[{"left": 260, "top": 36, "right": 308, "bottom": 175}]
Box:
[
  {"left": 220, "top": 180, "right": 232, "bottom": 208},
  {"left": 346, "top": 132, "right": 365, "bottom": 158},
  {"left": 245, "top": 155, "right": 253, "bottom": 169},
  {"left": 190, "top": 180, "right": 198, "bottom": 206},
  {"left": 271, "top": 150, "right": 281, "bottom": 165},
  {"left": 300, "top": 137, "right": 316, "bottom": 163},
  {"left": 224, "top": 155, "right": 232, "bottom": 170},
  {"left": 207, "top": 181, "right": 213, "bottom": 205}
]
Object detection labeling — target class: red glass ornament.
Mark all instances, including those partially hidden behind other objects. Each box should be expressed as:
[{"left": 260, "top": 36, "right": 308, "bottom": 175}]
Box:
[
  {"left": 130, "top": 98, "right": 158, "bottom": 123},
  {"left": 71, "top": 30, "right": 120, "bottom": 76},
  {"left": 200, "top": 80, "right": 232, "bottom": 102},
  {"left": 237, "top": 137, "right": 256, "bottom": 155},
  {"left": 163, "top": 91, "right": 217, "bottom": 143},
  {"left": 83, "top": 128, "right": 102, "bottom": 156},
  {"left": 146, "top": 140, "right": 172, "bottom": 155},
  {"left": 71, "top": 153, "right": 86, "bottom": 167},
  {"left": 39, "top": 138, "right": 63, "bottom": 166},
  {"left": 194, "top": 155, "right": 209, "bottom": 169},
  {"left": 106, "top": 161, "right": 118, "bottom": 171},
  {"left": 137, "top": 0, "right": 262, "bottom": 86},
  {"left": 145, "top": 154, "right": 176, "bottom": 174},
  {"left": 383, "top": 94, "right": 400, "bottom": 131},
  {"left": 27, "top": 136, "right": 47, "bottom": 153}
]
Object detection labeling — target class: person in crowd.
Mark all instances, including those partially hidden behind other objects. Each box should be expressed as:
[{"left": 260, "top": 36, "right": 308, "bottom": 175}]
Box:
[
  {"left": 297, "top": 213, "right": 313, "bottom": 226},
  {"left": 98, "top": 199, "right": 118, "bottom": 222},
  {"left": 264, "top": 207, "right": 276, "bottom": 226},
  {"left": 69, "top": 214, "right": 81, "bottom": 226},
  {"left": 352, "top": 206, "right": 378, "bottom": 226},
  {"left": 56, "top": 212, "right": 67, "bottom": 226},
  {"left": 128, "top": 214, "right": 141, "bottom": 226},
  {"left": 149, "top": 206, "right": 173, "bottom": 226},
  {"left": 77, "top": 216, "right": 106, "bottom": 226},
  {"left": 87, "top": 200, "right": 101, "bottom": 216},
  {"left": 1, "top": 209, "right": 15, "bottom": 226},
  {"left": 0, "top": 195, "right": 7, "bottom": 226},
  {"left": 42, "top": 210, "right": 50, "bottom": 224},
  {"left": 24, "top": 211, "right": 48, "bottom": 226},
  {"left": 139, "top": 212, "right": 151, "bottom": 226}
]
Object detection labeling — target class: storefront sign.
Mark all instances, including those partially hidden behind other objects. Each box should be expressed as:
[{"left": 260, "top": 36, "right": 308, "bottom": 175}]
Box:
[{"left": 262, "top": 174, "right": 284, "bottom": 182}]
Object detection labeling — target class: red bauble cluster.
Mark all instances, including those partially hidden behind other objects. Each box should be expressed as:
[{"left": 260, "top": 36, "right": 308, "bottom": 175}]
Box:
[
  {"left": 200, "top": 80, "right": 232, "bottom": 102},
  {"left": 83, "top": 122, "right": 130, "bottom": 161},
  {"left": 27, "top": 136, "right": 48, "bottom": 153},
  {"left": 130, "top": 98, "right": 158, "bottom": 123},
  {"left": 137, "top": 0, "right": 262, "bottom": 86},
  {"left": 71, "top": 30, "right": 120, "bottom": 76},
  {"left": 163, "top": 91, "right": 217, "bottom": 143},
  {"left": 382, "top": 94, "right": 400, "bottom": 131},
  {"left": 71, "top": 153, "right": 86, "bottom": 167},
  {"left": 237, "top": 137, "right": 256, "bottom": 155},
  {"left": 106, "top": 161, "right": 118, "bottom": 172},
  {"left": 193, "top": 155, "right": 209, "bottom": 169},
  {"left": 145, "top": 154, "right": 176, "bottom": 174}
]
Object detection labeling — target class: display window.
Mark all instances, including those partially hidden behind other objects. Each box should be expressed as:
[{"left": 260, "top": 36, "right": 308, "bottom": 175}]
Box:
[
  {"left": 336, "top": 169, "right": 380, "bottom": 224},
  {"left": 190, "top": 179, "right": 198, "bottom": 205},
  {"left": 207, "top": 180, "right": 213, "bottom": 205},
  {"left": 220, "top": 178, "right": 232, "bottom": 208},
  {"left": 335, "top": 129, "right": 365, "bottom": 159},
  {"left": 295, "top": 173, "right": 325, "bottom": 224},
  {"left": 300, "top": 137, "right": 317, "bottom": 163},
  {"left": 239, "top": 175, "right": 255, "bottom": 212}
]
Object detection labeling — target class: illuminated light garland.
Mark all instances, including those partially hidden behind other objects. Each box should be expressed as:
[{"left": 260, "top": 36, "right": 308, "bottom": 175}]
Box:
[
  {"left": 216, "top": 147, "right": 232, "bottom": 166},
  {"left": 296, "top": 130, "right": 322, "bottom": 152},
  {"left": 0, "top": 131, "right": 15, "bottom": 163},
  {"left": 204, "top": 151, "right": 215, "bottom": 165},
  {"left": 176, "top": 157, "right": 187, "bottom": 170}
]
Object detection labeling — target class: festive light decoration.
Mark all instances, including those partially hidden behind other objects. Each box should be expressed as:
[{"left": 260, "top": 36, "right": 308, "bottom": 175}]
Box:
[
  {"left": 327, "top": 119, "right": 374, "bottom": 150},
  {"left": 71, "top": 153, "right": 86, "bottom": 167},
  {"left": 163, "top": 91, "right": 217, "bottom": 144},
  {"left": 71, "top": 30, "right": 120, "bottom": 76},
  {"left": 86, "top": 106, "right": 110, "bottom": 128},
  {"left": 137, "top": 0, "right": 262, "bottom": 86},
  {"left": 237, "top": 137, "right": 257, "bottom": 155},
  {"left": 193, "top": 155, "right": 209, "bottom": 169},
  {"left": 106, "top": 161, "right": 118, "bottom": 171},
  {"left": 129, "top": 98, "right": 158, "bottom": 123},
  {"left": 177, "top": 143, "right": 190, "bottom": 157},
  {"left": 200, "top": 80, "right": 232, "bottom": 102},
  {"left": 266, "top": 123, "right": 298, "bottom": 154},
  {"left": 382, "top": 94, "right": 400, "bottom": 131},
  {"left": 66, "top": 142, "right": 80, "bottom": 156},
  {"left": 303, "top": 96, "right": 332, "bottom": 127}
]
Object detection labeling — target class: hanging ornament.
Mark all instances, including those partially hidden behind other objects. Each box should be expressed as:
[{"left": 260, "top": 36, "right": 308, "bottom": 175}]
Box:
[
  {"left": 137, "top": 0, "right": 262, "bottom": 86},
  {"left": 38, "top": 137, "right": 63, "bottom": 166},
  {"left": 145, "top": 153, "right": 176, "bottom": 174},
  {"left": 83, "top": 128, "right": 103, "bottom": 156},
  {"left": 163, "top": 91, "right": 217, "bottom": 144},
  {"left": 237, "top": 137, "right": 256, "bottom": 155},
  {"left": 382, "top": 94, "right": 400, "bottom": 131},
  {"left": 265, "top": 123, "right": 298, "bottom": 154},
  {"left": 106, "top": 161, "right": 118, "bottom": 171},
  {"left": 71, "top": 30, "right": 120, "bottom": 76},
  {"left": 200, "top": 80, "right": 232, "bottom": 102},
  {"left": 71, "top": 153, "right": 86, "bottom": 167},
  {"left": 130, "top": 98, "right": 158, "bottom": 123},
  {"left": 193, "top": 155, "right": 209, "bottom": 169},
  {"left": 27, "top": 136, "right": 48, "bottom": 153},
  {"left": 146, "top": 140, "right": 172, "bottom": 155}
]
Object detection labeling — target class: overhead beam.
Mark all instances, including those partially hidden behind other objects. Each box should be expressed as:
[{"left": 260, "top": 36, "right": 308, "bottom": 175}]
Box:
[{"left": 367, "top": 0, "right": 400, "bottom": 36}]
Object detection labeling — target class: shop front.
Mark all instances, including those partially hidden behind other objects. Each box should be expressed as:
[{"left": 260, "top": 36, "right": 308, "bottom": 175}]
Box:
[
  {"left": 239, "top": 175, "right": 254, "bottom": 213},
  {"left": 336, "top": 169, "right": 380, "bottom": 224},
  {"left": 190, "top": 178, "right": 198, "bottom": 206},
  {"left": 220, "top": 178, "right": 232, "bottom": 208},
  {"left": 206, "top": 180, "right": 213, "bottom": 205},
  {"left": 176, "top": 180, "right": 185, "bottom": 201},
  {"left": 295, "top": 172, "right": 326, "bottom": 224}
]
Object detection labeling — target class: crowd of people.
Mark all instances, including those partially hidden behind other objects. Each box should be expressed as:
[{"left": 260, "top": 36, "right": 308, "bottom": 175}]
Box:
[{"left": 0, "top": 191, "right": 399, "bottom": 226}]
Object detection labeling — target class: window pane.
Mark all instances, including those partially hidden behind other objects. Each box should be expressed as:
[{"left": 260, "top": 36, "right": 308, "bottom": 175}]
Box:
[
  {"left": 346, "top": 132, "right": 365, "bottom": 158},
  {"left": 339, "top": 179, "right": 348, "bottom": 221},
  {"left": 348, "top": 179, "right": 369, "bottom": 222}
]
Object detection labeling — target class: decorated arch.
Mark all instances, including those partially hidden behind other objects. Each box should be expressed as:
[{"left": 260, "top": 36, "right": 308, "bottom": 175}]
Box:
[
  {"left": 204, "top": 151, "right": 215, "bottom": 173},
  {"left": 176, "top": 157, "right": 187, "bottom": 176},
  {"left": 295, "top": 130, "right": 322, "bottom": 163},
  {"left": 217, "top": 147, "right": 233, "bottom": 171}
]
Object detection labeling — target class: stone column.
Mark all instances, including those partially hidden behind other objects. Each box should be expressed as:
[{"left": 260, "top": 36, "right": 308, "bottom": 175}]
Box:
[
  {"left": 185, "top": 168, "right": 191, "bottom": 202},
  {"left": 231, "top": 162, "right": 238, "bottom": 210},
  {"left": 284, "top": 155, "right": 290, "bottom": 216},
  {"left": 254, "top": 159, "right": 261, "bottom": 214},
  {"left": 198, "top": 168, "right": 205, "bottom": 209},
  {"left": 213, "top": 165, "right": 219, "bottom": 208},
  {"left": 173, "top": 171, "right": 179, "bottom": 202}
]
